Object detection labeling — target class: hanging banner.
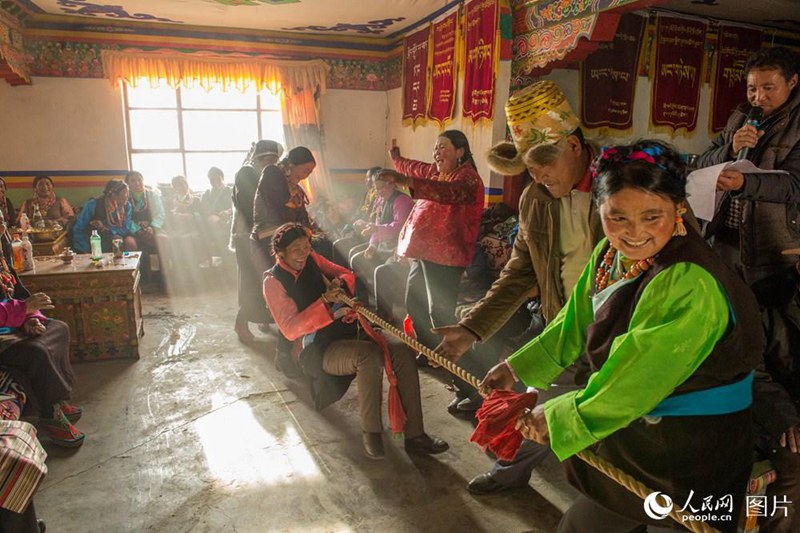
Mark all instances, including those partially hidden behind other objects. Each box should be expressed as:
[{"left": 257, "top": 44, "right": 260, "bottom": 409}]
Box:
[
  {"left": 580, "top": 14, "right": 645, "bottom": 136},
  {"left": 710, "top": 25, "right": 763, "bottom": 134},
  {"left": 651, "top": 15, "right": 707, "bottom": 134},
  {"left": 463, "top": 0, "right": 498, "bottom": 124},
  {"left": 428, "top": 11, "right": 459, "bottom": 128},
  {"left": 402, "top": 26, "right": 431, "bottom": 127}
]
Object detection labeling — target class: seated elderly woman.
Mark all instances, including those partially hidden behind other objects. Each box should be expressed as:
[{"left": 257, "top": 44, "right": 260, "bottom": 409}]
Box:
[
  {"left": 124, "top": 171, "right": 166, "bottom": 250},
  {"left": 17, "top": 175, "right": 74, "bottom": 228},
  {"left": 73, "top": 179, "right": 137, "bottom": 254},
  {"left": 0, "top": 208, "right": 84, "bottom": 448},
  {"left": 200, "top": 166, "right": 232, "bottom": 263},
  {"left": 124, "top": 170, "right": 168, "bottom": 276},
  {"left": 262, "top": 222, "right": 448, "bottom": 459}
]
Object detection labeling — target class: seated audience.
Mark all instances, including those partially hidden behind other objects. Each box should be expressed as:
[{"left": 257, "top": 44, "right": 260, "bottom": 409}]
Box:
[
  {"left": 125, "top": 170, "right": 166, "bottom": 249},
  {"left": 124, "top": 170, "right": 167, "bottom": 274},
  {"left": 262, "top": 223, "right": 449, "bottom": 459},
  {"left": 349, "top": 170, "right": 412, "bottom": 303},
  {"left": 200, "top": 166, "right": 232, "bottom": 264},
  {"left": 166, "top": 175, "right": 204, "bottom": 268},
  {"left": 73, "top": 179, "right": 137, "bottom": 254},
  {"left": 0, "top": 208, "right": 84, "bottom": 448},
  {"left": 0, "top": 178, "right": 16, "bottom": 227},
  {"left": 17, "top": 176, "right": 74, "bottom": 228},
  {"left": 332, "top": 167, "right": 380, "bottom": 266}
]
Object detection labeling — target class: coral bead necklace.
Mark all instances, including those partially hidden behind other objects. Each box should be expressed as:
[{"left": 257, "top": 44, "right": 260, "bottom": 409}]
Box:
[{"left": 594, "top": 246, "right": 655, "bottom": 292}]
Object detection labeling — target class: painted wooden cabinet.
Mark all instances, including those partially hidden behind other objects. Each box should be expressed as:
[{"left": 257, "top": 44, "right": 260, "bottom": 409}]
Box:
[{"left": 19, "top": 253, "right": 143, "bottom": 362}]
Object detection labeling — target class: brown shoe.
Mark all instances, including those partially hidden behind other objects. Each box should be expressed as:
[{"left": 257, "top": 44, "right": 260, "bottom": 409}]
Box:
[{"left": 362, "top": 431, "right": 385, "bottom": 459}]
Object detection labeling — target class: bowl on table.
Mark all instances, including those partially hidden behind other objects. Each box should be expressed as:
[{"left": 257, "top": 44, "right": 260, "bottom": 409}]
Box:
[{"left": 59, "top": 248, "right": 75, "bottom": 264}]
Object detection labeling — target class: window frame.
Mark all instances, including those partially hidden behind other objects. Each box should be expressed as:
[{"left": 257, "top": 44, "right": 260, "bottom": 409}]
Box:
[{"left": 122, "top": 83, "right": 284, "bottom": 190}]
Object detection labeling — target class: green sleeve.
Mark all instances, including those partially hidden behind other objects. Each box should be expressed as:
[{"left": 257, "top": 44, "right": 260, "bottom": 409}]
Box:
[
  {"left": 506, "top": 240, "right": 603, "bottom": 387},
  {"left": 543, "top": 262, "right": 731, "bottom": 461}
]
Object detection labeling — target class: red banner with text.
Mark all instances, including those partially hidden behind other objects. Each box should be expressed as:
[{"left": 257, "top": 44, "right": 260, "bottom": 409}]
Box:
[
  {"left": 402, "top": 26, "right": 431, "bottom": 127},
  {"left": 580, "top": 14, "right": 645, "bottom": 136},
  {"left": 428, "top": 12, "right": 459, "bottom": 128},
  {"left": 710, "top": 25, "right": 763, "bottom": 134},
  {"left": 463, "top": 0, "right": 498, "bottom": 124},
  {"left": 651, "top": 15, "right": 707, "bottom": 134}
]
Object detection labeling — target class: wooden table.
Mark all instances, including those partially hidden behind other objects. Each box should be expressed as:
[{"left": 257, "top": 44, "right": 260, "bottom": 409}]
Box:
[{"left": 19, "top": 253, "right": 144, "bottom": 363}]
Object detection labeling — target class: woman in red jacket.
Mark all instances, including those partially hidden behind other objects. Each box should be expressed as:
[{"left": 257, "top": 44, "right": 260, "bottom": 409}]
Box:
[{"left": 390, "top": 131, "right": 484, "bottom": 362}]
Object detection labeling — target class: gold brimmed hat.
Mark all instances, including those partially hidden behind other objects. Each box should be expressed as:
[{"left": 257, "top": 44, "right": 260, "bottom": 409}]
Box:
[{"left": 487, "top": 81, "right": 581, "bottom": 176}]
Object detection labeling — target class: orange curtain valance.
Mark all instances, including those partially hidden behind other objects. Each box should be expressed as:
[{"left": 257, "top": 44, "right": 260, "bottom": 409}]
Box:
[{"left": 100, "top": 49, "right": 329, "bottom": 97}]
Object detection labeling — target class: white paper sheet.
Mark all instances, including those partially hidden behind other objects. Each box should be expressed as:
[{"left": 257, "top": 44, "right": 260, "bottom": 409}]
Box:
[{"left": 685, "top": 161, "right": 789, "bottom": 222}]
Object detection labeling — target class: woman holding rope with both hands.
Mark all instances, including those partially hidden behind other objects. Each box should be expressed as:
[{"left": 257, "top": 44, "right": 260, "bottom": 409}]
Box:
[
  {"left": 262, "top": 223, "right": 448, "bottom": 460},
  {"left": 481, "top": 140, "right": 763, "bottom": 532}
]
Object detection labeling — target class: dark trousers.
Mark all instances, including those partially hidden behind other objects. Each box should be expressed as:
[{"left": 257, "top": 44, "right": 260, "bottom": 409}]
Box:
[
  {"left": 233, "top": 235, "right": 269, "bottom": 325},
  {"left": 374, "top": 259, "right": 410, "bottom": 324},
  {"left": 404, "top": 259, "right": 464, "bottom": 350},
  {"left": 0, "top": 320, "right": 73, "bottom": 418}
]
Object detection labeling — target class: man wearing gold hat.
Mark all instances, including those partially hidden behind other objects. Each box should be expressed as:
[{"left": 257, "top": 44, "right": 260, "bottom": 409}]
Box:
[{"left": 434, "top": 80, "right": 604, "bottom": 494}]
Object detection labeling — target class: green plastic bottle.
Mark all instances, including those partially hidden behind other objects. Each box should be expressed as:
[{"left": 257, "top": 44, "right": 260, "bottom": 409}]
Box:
[{"left": 90, "top": 230, "right": 103, "bottom": 261}]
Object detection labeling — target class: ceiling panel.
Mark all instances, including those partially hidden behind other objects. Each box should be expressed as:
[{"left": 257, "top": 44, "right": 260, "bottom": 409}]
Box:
[{"left": 25, "top": 0, "right": 454, "bottom": 37}]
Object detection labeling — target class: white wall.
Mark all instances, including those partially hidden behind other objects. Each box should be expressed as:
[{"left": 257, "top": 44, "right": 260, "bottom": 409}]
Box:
[
  {"left": 386, "top": 61, "right": 513, "bottom": 191},
  {"left": 541, "top": 69, "right": 716, "bottom": 156},
  {"left": 0, "top": 77, "right": 128, "bottom": 170},
  {"left": 321, "top": 89, "right": 388, "bottom": 170}
]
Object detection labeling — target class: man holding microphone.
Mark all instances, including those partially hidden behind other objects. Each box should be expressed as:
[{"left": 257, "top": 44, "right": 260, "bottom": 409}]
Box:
[{"left": 699, "top": 46, "right": 800, "bottom": 285}]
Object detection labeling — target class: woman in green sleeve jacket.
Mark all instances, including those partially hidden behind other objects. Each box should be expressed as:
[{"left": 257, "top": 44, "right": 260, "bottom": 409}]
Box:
[{"left": 481, "top": 140, "right": 764, "bottom": 532}]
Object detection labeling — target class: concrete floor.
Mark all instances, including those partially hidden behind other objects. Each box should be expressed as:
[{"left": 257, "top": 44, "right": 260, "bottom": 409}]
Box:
[{"left": 34, "top": 280, "right": 575, "bottom": 533}]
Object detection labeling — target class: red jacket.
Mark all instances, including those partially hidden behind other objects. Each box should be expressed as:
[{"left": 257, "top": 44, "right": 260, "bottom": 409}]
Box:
[{"left": 392, "top": 156, "right": 484, "bottom": 267}]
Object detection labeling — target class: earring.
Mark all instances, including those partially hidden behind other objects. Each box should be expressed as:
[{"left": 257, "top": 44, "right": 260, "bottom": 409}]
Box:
[{"left": 673, "top": 207, "right": 687, "bottom": 237}]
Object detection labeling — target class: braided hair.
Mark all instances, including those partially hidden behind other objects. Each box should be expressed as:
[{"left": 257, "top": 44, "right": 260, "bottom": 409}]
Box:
[
  {"left": 591, "top": 140, "right": 686, "bottom": 206},
  {"left": 271, "top": 222, "right": 313, "bottom": 256},
  {"left": 103, "top": 179, "right": 129, "bottom": 198}
]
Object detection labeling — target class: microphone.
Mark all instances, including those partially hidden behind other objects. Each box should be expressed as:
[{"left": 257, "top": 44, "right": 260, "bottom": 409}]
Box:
[{"left": 736, "top": 106, "right": 763, "bottom": 161}]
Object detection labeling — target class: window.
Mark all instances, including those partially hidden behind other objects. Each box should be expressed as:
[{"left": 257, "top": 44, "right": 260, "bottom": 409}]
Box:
[{"left": 124, "top": 82, "right": 285, "bottom": 192}]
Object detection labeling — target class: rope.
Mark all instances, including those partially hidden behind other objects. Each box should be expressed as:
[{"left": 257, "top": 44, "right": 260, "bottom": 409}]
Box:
[{"left": 339, "top": 295, "right": 719, "bottom": 533}]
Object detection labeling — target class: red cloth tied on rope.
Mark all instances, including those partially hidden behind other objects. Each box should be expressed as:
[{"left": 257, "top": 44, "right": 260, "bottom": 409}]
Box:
[
  {"left": 469, "top": 389, "right": 538, "bottom": 461},
  {"left": 344, "top": 303, "right": 407, "bottom": 435}
]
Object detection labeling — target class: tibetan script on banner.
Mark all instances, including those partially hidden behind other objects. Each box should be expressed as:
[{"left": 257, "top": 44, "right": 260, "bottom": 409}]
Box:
[
  {"left": 710, "top": 25, "right": 763, "bottom": 134},
  {"left": 463, "top": 0, "right": 497, "bottom": 124},
  {"left": 580, "top": 14, "right": 645, "bottom": 135},
  {"left": 651, "top": 15, "right": 707, "bottom": 133},
  {"left": 428, "top": 12, "right": 459, "bottom": 127},
  {"left": 402, "top": 26, "right": 430, "bottom": 127}
]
